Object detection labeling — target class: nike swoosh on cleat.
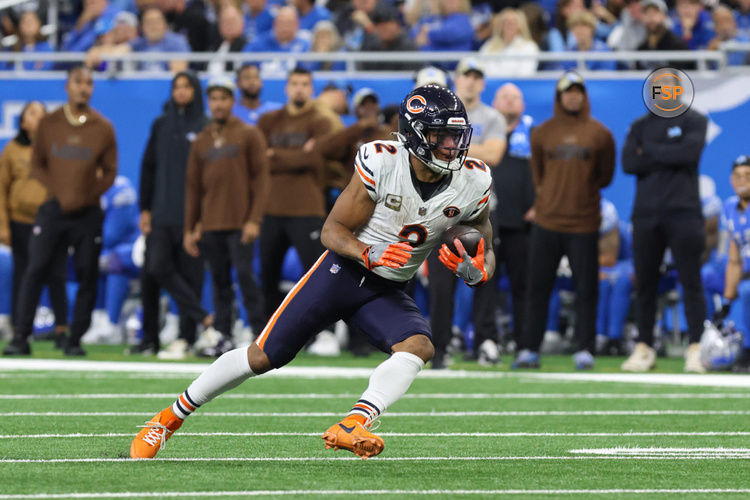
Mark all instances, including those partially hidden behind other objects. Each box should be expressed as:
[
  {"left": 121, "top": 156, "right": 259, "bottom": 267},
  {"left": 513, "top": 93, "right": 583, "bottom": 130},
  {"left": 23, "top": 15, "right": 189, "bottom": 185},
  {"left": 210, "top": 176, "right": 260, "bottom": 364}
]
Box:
[{"left": 339, "top": 423, "right": 356, "bottom": 433}]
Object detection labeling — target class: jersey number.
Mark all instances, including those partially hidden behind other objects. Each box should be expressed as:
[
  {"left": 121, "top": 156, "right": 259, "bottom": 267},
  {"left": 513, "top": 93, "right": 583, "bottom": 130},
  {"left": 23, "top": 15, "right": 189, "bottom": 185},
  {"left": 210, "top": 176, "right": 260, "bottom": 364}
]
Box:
[
  {"left": 399, "top": 224, "right": 428, "bottom": 247},
  {"left": 464, "top": 159, "right": 486, "bottom": 171},
  {"left": 374, "top": 143, "right": 397, "bottom": 155}
]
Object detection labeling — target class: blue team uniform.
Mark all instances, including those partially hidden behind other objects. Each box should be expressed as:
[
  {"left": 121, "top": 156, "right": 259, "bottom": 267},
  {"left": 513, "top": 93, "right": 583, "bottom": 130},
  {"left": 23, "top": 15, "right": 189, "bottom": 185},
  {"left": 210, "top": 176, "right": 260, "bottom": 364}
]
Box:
[
  {"left": 722, "top": 195, "right": 750, "bottom": 349},
  {"left": 597, "top": 200, "right": 634, "bottom": 342},
  {"left": 97, "top": 177, "right": 141, "bottom": 324}
]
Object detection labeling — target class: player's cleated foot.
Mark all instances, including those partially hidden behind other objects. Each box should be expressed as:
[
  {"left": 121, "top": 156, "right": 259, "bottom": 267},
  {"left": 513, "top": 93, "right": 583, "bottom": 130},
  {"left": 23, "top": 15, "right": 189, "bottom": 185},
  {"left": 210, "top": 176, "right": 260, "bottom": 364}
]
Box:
[
  {"left": 322, "top": 417, "right": 384, "bottom": 459},
  {"left": 130, "top": 406, "right": 184, "bottom": 459}
]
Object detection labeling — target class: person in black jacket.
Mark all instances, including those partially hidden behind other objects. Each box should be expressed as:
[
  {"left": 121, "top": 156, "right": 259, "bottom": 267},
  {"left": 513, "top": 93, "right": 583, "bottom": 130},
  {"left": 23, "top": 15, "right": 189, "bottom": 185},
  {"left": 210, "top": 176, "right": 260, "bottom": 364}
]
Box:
[
  {"left": 487, "top": 83, "right": 535, "bottom": 350},
  {"left": 136, "top": 71, "right": 215, "bottom": 358},
  {"left": 621, "top": 105, "right": 708, "bottom": 373}
]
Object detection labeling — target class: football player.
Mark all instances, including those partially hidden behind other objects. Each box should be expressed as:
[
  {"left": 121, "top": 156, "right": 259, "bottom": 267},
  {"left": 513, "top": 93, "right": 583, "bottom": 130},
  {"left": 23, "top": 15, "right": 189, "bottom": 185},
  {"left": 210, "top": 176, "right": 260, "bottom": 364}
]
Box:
[
  {"left": 715, "top": 155, "right": 750, "bottom": 371},
  {"left": 130, "top": 85, "right": 495, "bottom": 459}
]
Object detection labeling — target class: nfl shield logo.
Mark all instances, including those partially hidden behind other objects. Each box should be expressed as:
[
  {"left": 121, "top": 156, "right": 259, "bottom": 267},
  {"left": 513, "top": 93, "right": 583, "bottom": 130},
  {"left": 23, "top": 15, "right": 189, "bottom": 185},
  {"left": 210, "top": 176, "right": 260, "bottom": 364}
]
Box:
[
  {"left": 418, "top": 207, "right": 427, "bottom": 216},
  {"left": 330, "top": 264, "right": 341, "bottom": 274}
]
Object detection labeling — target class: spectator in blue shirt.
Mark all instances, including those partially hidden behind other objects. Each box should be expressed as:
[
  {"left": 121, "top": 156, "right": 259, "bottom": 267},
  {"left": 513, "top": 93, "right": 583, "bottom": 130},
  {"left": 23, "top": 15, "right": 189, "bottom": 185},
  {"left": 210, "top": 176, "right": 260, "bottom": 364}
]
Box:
[
  {"left": 232, "top": 63, "right": 282, "bottom": 125},
  {"left": 4, "top": 11, "right": 53, "bottom": 71},
  {"left": 547, "top": 0, "right": 585, "bottom": 54},
  {"left": 562, "top": 10, "right": 616, "bottom": 70},
  {"left": 129, "top": 7, "right": 190, "bottom": 72},
  {"left": 243, "top": 0, "right": 274, "bottom": 43},
  {"left": 244, "top": 6, "right": 310, "bottom": 75},
  {"left": 84, "top": 11, "right": 139, "bottom": 72},
  {"left": 413, "top": 0, "right": 474, "bottom": 62},
  {"left": 306, "top": 20, "right": 346, "bottom": 71},
  {"left": 335, "top": 0, "right": 378, "bottom": 51},
  {"left": 670, "top": 0, "right": 715, "bottom": 50},
  {"left": 708, "top": 5, "right": 749, "bottom": 66},
  {"left": 61, "top": 0, "right": 121, "bottom": 52},
  {"left": 736, "top": 0, "right": 750, "bottom": 39},
  {"left": 291, "top": 0, "right": 332, "bottom": 34}
]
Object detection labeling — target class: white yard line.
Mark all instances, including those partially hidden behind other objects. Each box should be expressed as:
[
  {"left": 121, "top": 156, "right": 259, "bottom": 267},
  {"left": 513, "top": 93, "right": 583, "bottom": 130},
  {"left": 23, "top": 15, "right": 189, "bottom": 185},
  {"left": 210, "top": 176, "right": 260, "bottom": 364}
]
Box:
[
  {"left": 2, "top": 489, "right": 750, "bottom": 499},
  {"left": 571, "top": 447, "right": 750, "bottom": 455},
  {"left": 1, "top": 456, "right": 749, "bottom": 464},
  {"left": 2, "top": 392, "right": 749, "bottom": 399},
  {"left": 3, "top": 489, "right": 750, "bottom": 499},
  {"left": 2, "top": 431, "right": 750, "bottom": 439},
  {"left": 1, "top": 410, "right": 749, "bottom": 417},
  {"left": 2, "top": 358, "right": 750, "bottom": 387}
]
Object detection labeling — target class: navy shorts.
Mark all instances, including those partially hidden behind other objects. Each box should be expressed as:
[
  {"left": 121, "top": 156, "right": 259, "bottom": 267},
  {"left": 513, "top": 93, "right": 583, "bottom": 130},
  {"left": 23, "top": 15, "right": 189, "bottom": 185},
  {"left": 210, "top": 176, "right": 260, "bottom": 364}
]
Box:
[{"left": 254, "top": 251, "right": 432, "bottom": 368}]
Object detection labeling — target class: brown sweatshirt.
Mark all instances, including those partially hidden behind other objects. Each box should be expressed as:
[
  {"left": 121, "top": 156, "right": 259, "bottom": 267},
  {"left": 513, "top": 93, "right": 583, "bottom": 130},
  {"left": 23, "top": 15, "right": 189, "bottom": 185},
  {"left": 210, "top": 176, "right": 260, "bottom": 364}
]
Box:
[
  {"left": 32, "top": 106, "right": 117, "bottom": 213},
  {"left": 530, "top": 90, "right": 615, "bottom": 234},
  {"left": 185, "top": 116, "right": 270, "bottom": 232},
  {"left": 257, "top": 102, "right": 333, "bottom": 217},
  {"left": 316, "top": 122, "right": 393, "bottom": 190},
  {"left": 0, "top": 140, "right": 48, "bottom": 230}
]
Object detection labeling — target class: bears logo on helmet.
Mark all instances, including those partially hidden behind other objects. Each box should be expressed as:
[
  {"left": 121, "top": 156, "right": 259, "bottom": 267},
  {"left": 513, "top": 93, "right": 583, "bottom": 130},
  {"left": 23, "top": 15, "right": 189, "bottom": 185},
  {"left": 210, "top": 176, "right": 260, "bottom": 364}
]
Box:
[
  {"left": 398, "top": 85, "right": 472, "bottom": 175},
  {"left": 407, "top": 95, "right": 427, "bottom": 114}
]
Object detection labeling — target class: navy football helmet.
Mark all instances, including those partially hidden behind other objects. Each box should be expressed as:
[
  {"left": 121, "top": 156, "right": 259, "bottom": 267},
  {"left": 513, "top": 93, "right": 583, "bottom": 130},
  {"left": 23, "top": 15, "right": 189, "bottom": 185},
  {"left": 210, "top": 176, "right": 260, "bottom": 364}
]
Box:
[{"left": 398, "top": 85, "right": 472, "bottom": 174}]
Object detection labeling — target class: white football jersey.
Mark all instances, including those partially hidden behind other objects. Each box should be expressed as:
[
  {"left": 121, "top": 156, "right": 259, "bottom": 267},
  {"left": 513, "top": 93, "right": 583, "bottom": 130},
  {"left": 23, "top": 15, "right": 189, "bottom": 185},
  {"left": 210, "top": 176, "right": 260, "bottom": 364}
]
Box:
[{"left": 354, "top": 140, "right": 492, "bottom": 282}]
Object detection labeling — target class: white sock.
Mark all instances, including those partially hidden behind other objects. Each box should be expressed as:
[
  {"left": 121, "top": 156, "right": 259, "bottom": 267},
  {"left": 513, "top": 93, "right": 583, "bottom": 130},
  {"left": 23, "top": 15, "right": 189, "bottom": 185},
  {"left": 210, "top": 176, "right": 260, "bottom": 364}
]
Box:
[
  {"left": 347, "top": 351, "right": 425, "bottom": 423},
  {"left": 172, "top": 347, "right": 255, "bottom": 419}
]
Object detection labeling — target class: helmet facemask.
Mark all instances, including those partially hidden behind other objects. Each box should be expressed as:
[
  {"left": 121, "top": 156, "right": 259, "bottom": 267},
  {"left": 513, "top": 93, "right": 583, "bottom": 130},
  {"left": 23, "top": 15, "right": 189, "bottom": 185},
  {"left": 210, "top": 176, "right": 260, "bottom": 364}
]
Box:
[{"left": 401, "top": 116, "right": 472, "bottom": 174}]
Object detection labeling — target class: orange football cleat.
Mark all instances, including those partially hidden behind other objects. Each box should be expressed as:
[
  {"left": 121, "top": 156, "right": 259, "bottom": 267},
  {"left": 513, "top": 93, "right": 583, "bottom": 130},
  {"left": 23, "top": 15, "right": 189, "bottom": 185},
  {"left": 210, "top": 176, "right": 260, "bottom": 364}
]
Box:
[
  {"left": 130, "top": 406, "right": 183, "bottom": 459},
  {"left": 322, "top": 417, "right": 385, "bottom": 459}
]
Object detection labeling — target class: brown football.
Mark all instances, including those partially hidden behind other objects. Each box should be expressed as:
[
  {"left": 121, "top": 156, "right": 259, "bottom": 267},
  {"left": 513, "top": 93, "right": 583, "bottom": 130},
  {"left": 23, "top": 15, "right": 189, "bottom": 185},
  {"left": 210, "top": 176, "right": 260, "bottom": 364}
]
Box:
[{"left": 441, "top": 225, "right": 482, "bottom": 256}]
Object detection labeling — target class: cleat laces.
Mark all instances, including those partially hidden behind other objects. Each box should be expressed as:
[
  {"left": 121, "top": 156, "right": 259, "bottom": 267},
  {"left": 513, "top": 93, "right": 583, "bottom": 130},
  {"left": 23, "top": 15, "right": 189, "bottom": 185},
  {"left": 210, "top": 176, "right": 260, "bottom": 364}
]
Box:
[
  {"left": 137, "top": 421, "right": 171, "bottom": 450},
  {"left": 366, "top": 417, "right": 381, "bottom": 432}
]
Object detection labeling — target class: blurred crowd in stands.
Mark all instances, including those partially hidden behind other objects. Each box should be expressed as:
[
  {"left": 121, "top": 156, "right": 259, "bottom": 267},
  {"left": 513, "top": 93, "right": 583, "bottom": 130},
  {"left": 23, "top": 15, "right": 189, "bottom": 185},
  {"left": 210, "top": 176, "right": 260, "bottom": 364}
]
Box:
[{"left": 2, "top": 0, "right": 750, "bottom": 72}]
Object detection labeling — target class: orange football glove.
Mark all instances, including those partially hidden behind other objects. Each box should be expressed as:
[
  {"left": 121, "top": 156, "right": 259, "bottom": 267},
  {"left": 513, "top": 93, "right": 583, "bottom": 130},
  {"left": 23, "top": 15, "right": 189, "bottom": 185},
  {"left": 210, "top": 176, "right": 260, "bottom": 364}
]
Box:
[
  {"left": 362, "top": 242, "right": 413, "bottom": 270},
  {"left": 438, "top": 237, "right": 487, "bottom": 286}
]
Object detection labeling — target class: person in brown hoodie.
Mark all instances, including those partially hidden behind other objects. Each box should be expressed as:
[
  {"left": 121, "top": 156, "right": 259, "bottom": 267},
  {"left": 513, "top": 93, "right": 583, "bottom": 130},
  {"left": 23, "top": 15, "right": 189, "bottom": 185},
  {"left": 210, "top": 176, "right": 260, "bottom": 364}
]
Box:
[
  {"left": 0, "top": 101, "right": 68, "bottom": 346},
  {"left": 513, "top": 70, "right": 615, "bottom": 370},
  {"left": 256, "top": 67, "right": 333, "bottom": 319},
  {"left": 3, "top": 66, "right": 117, "bottom": 357},
  {"left": 184, "top": 75, "right": 270, "bottom": 355},
  {"left": 314, "top": 87, "right": 392, "bottom": 211}
]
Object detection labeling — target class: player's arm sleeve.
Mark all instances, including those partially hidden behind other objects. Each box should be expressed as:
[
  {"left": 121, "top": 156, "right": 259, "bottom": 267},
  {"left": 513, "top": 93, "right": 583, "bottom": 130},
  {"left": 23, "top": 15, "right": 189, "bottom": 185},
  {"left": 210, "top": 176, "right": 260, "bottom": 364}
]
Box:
[
  {"left": 139, "top": 120, "right": 158, "bottom": 212},
  {"left": 353, "top": 142, "right": 380, "bottom": 202},
  {"left": 245, "top": 127, "right": 270, "bottom": 225},
  {"left": 94, "top": 124, "right": 118, "bottom": 198},
  {"left": 184, "top": 143, "right": 201, "bottom": 231},
  {"left": 463, "top": 171, "right": 492, "bottom": 222}
]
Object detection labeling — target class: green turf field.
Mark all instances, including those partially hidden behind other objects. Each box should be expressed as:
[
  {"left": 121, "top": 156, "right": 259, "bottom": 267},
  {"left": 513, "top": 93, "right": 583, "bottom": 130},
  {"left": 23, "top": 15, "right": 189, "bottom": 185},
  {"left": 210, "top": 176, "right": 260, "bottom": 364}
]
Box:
[{"left": 1, "top": 341, "right": 750, "bottom": 499}]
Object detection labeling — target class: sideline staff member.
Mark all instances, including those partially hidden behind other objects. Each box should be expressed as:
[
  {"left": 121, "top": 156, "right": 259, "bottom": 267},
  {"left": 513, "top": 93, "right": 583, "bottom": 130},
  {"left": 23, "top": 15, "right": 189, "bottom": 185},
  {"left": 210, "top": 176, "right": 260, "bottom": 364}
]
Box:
[
  {"left": 4, "top": 65, "right": 117, "bottom": 356},
  {"left": 621, "top": 85, "right": 708, "bottom": 373}
]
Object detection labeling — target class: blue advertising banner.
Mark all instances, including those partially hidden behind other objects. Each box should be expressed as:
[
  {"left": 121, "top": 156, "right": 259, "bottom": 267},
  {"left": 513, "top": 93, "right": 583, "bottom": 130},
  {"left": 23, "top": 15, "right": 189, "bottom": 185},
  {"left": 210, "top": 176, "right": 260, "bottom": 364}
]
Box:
[{"left": 1, "top": 75, "right": 747, "bottom": 218}]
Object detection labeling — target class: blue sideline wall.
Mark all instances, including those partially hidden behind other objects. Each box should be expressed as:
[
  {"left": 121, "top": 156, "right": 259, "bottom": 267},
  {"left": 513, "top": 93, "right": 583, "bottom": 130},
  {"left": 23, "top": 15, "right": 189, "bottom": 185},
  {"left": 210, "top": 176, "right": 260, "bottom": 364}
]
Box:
[{"left": 1, "top": 75, "right": 747, "bottom": 219}]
